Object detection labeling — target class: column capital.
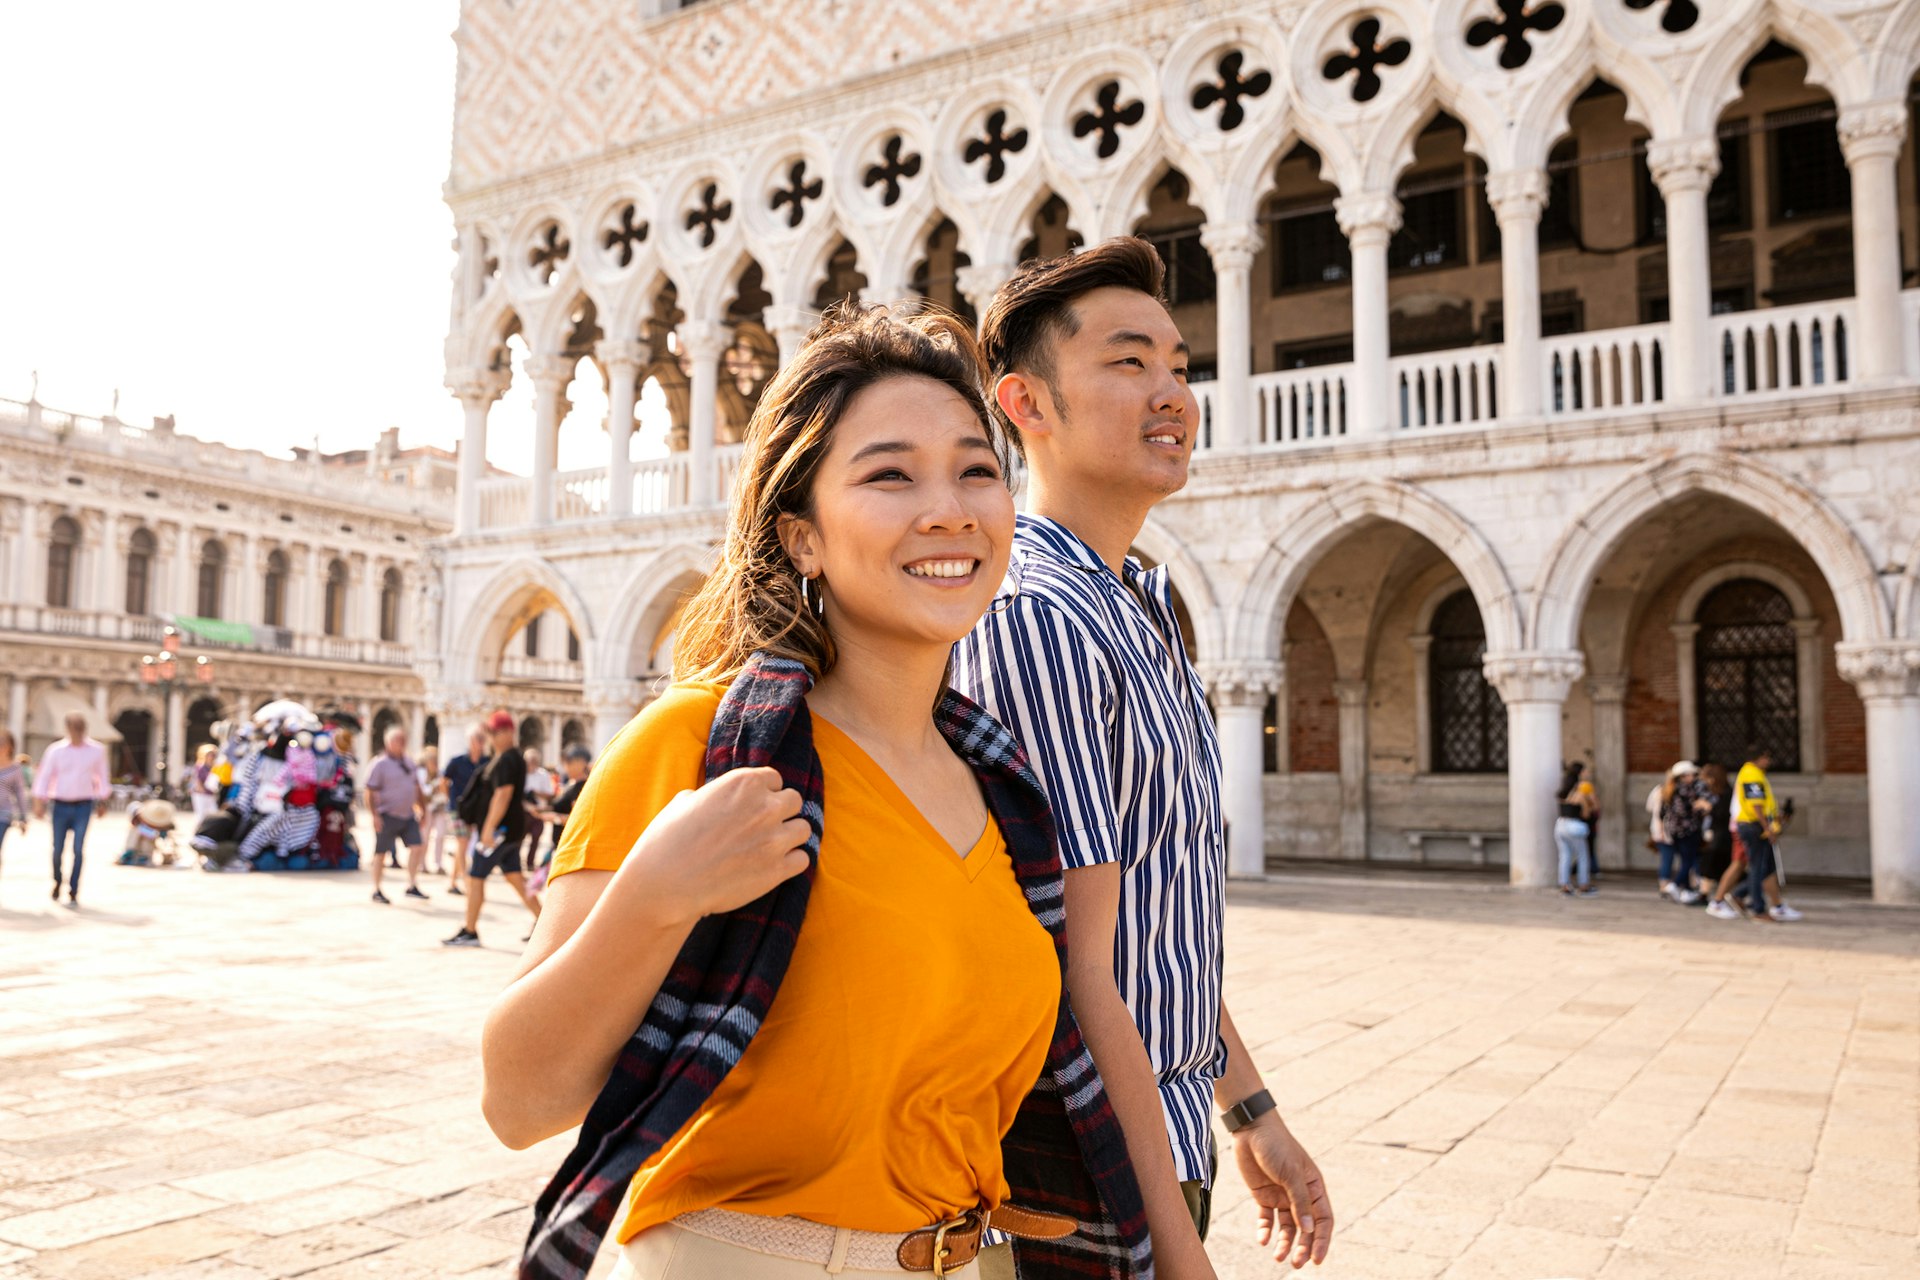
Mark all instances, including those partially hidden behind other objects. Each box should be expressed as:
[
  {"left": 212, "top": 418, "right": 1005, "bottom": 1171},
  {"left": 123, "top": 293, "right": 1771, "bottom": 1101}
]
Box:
[
  {"left": 955, "top": 261, "right": 1016, "bottom": 310},
  {"left": 1586, "top": 675, "right": 1630, "bottom": 704},
  {"left": 524, "top": 354, "right": 576, "bottom": 392},
  {"left": 1791, "top": 617, "right": 1824, "bottom": 641},
  {"left": 1332, "top": 678, "right": 1369, "bottom": 708},
  {"left": 1838, "top": 101, "right": 1909, "bottom": 164},
  {"left": 1408, "top": 633, "right": 1434, "bottom": 658},
  {"left": 1485, "top": 166, "right": 1549, "bottom": 223},
  {"left": 1669, "top": 621, "right": 1700, "bottom": 642},
  {"left": 594, "top": 339, "right": 651, "bottom": 375},
  {"left": 677, "top": 320, "right": 732, "bottom": 363},
  {"left": 1199, "top": 660, "right": 1282, "bottom": 707},
  {"left": 1836, "top": 642, "right": 1920, "bottom": 700},
  {"left": 1334, "top": 193, "right": 1402, "bottom": 243},
  {"left": 583, "top": 677, "right": 638, "bottom": 715},
  {"left": 1646, "top": 137, "right": 1720, "bottom": 195},
  {"left": 1198, "top": 220, "right": 1263, "bottom": 273},
  {"left": 1483, "top": 650, "right": 1584, "bottom": 704},
  {"left": 446, "top": 366, "right": 509, "bottom": 406},
  {"left": 763, "top": 303, "right": 815, "bottom": 337}
]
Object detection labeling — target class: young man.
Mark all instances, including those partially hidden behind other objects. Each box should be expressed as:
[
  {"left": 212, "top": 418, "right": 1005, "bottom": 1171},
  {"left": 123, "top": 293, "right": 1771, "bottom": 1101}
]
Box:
[
  {"left": 32, "top": 712, "right": 110, "bottom": 907},
  {"left": 440, "top": 727, "right": 488, "bottom": 895},
  {"left": 443, "top": 710, "right": 540, "bottom": 947},
  {"left": 954, "top": 238, "right": 1333, "bottom": 1276},
  {"left": 1707, "top": 746, "right": 1803, "bottom": 923},
  {"left": 364, "top": 725, "right": 428, "bottom": 903}
]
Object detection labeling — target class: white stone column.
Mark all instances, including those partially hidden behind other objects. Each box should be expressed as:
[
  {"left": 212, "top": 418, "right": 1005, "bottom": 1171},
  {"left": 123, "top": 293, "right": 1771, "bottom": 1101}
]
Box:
[
  {"left": 1794, "top": 618, "right": 1825, "bottom": 774},
  {"left": 955, "top": 261, "right": 1016, "bottom": 334},
  {"left": 173, "top": 523, "right": 196, "bottom": 616},
  {"left": 1335, "top": 194, "right": 1402, "bottom": 436},
  {"left": 1199, "top": 221, "right": 1261, "bottom": 450},
  {"left": 299, "top": 544, "right": 321, "bottom": 636},
  {"left": 164, "top": 685, "right": 186, "bottom": 784},
  {"left": 585, "top": 679, "right": 634, "bottom": 756},
  {"left": 1204, "top": 662, "right": 1282, "bottom": 879},
  {"left": 1334, "top": 679, "right": 1369, "bottom": 859},
  {"left": 679, "top": 321, "right": 731, "bottom": 508},
  {"left": 1838, "top": 103, "right": 1910, "bottom": 382},
  {"left": 596, "top": 339, "right": 649, "bottom": 518},
  {"left": 233, "top": 532, "right": 256, "bottom": 624},
  {"left": 764, "top": 305, "right": 815, "bottom": 368},
  {"left": 93, "top": 511, "right": 119, "bottom": 614},
  {"left": 1647, "top": 138, "right": 1720, "bottom": 404},
  {"left": 365, "top": 557, "right": 387, "bottom": 643},
  {"left": 409, "top": 702, "right": 427, "bottom": 753},
  {"left": 6, "top": 675, "right": 25, "bottom": 742},
  {"left": 1837, "top": 644, "right": 1920, "bottom": 904},
  {"left": 449, "top": 369, "right": 507, "bottom": 537},
  {"left": 525, "top": 355, "right": 574, "bottom": 528},
  {"left": 1410, "top": 634, "right": 1434, "bottom": 773},
  {"left": 1588, "top": 676, "right": 1629, "bottom": 870},
  {"left": 1486, "top": 651, "right": 1584, "bottom": 887},
  {"left": 1487, "top": 167, "right": 1548, "bottom": 419}
]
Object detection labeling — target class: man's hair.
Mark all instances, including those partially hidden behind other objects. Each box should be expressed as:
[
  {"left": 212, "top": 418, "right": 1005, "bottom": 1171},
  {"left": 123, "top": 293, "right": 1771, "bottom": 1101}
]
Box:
[{"left": 979, "top": 236, "right": 1167, "bottom": 454}]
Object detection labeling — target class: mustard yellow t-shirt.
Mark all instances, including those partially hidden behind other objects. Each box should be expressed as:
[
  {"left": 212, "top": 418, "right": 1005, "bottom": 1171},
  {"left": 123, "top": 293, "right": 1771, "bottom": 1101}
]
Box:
[{"left": 548, "top": 683, "right": 1061, "bottom": 1241}]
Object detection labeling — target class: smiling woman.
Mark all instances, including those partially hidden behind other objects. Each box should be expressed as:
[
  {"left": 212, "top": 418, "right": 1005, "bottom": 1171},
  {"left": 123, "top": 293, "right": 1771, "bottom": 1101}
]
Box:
[{"left": 482, "top": 303, "right": 1153, "bottom": 1279}]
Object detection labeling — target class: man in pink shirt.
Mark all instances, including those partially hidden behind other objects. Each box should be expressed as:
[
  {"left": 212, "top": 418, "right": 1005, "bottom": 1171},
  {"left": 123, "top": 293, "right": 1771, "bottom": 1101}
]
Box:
[{"left": 32, "top": 712, "right": 110, "bottom": 906}]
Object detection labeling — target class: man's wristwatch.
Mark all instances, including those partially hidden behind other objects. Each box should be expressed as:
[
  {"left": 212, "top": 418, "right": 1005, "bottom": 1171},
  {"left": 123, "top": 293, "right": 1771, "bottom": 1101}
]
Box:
[{"left": 1220, "top": 1088, "right": 1277, "bottom": 1134}]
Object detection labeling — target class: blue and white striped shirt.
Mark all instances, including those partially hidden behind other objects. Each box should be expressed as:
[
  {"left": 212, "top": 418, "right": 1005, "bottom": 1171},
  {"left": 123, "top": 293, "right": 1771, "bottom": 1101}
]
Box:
[{"left": 952, "top": 514, "right": 1225, "bottom": 1184}]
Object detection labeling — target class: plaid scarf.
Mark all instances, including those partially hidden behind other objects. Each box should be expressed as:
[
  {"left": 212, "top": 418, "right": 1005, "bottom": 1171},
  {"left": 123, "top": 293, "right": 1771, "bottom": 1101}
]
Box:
[{"left": 521, "top": 653, "right": 1150, "bottom": 1278}]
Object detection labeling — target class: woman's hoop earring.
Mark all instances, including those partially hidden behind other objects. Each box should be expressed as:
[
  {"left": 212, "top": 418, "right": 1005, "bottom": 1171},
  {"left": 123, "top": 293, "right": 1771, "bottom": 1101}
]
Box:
[{"left": 799, "top": 573, "right": 826, "bottom": 619}]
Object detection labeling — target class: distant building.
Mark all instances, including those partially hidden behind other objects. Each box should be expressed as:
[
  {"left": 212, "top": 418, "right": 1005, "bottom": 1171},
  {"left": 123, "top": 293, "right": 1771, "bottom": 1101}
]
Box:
[
  {"left": 0, "top": 394, "right": 462, "bottom": 782},
  {"left": 432, "top": 0, "right": 1920, "bottom": 901}
]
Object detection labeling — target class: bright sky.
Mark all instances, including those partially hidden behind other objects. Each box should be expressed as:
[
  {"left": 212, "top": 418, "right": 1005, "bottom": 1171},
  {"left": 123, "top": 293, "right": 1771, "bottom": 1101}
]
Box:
[{"left": 0, "top": 3, "right": 648, "bottom": 478}]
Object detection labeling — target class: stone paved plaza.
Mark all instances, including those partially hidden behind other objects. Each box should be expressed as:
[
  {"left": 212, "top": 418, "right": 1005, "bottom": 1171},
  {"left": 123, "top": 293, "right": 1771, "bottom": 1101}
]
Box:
[{"left": 1, "top": 814, "right": 1916, "bottom": 1279}]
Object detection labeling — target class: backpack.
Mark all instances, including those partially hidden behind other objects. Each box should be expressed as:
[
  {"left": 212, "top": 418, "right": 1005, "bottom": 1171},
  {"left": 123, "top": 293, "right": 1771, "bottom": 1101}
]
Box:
[{"left": 455, "top": 756, "right": 496, "bottom": 827}]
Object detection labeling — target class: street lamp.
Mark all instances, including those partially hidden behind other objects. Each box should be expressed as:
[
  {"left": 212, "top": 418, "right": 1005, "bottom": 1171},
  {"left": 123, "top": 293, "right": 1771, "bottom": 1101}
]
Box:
[{"left": 138, "top": 629, "right": 214, "bottom": 799}]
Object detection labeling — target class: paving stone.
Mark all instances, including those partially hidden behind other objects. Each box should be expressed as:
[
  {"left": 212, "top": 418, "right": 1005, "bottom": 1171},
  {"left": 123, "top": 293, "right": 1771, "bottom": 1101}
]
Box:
[{"left": 5, "top": 829, "right": 1919, "bottom": 1278}]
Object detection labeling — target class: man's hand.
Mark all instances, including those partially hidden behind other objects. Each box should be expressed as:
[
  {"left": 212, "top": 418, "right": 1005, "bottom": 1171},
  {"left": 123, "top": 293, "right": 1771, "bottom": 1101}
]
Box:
[{"left": 1233, "top": 1114, "right": 1334, "bottom": 1269}]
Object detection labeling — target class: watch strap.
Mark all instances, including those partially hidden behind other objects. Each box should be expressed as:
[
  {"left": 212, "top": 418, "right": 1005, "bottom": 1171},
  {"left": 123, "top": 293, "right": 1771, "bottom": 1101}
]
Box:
[{"left": 1220, "top": 1087, "right": 1277, "bottom": 1134}]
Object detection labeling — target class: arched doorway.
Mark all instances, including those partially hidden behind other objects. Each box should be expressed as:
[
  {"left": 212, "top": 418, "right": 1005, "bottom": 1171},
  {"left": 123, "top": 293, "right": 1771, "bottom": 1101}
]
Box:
[{"left": 112, "top": 708, "right": 155, "bottom": 784}]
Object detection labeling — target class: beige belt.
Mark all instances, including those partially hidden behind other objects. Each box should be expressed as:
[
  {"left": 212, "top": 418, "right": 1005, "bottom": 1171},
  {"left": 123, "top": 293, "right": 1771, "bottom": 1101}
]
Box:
[{"left": 673, "top": 1203, "right": 1076, "bottom": 1275}]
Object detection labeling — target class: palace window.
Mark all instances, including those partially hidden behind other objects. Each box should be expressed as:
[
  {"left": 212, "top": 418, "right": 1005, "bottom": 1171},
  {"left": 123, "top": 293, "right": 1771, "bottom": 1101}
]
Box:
[
  {"left": 46, "top": 516, "right": 79, "bottom": 609},
  {"left": 1272, "top": 203, "right": 1350, "bottom": 292},
  {"left": 1390, "top": 173, "right": 1464, "bottom": 273},
  {"left": 323, "top": 559, "right": 348, "bottom": 637},
  {"left": 378, "top": 568, "right": 402, "bottom": 643},
  {"left": 263, "top": 550, "right": 288, "bottom": 628},
  {"left": 1770, "top": 111, "right": 1849, "bottom": 222},
  {"left": 197, "top": 539, "right": 226, "bottom": 619},
  {"left": 125, "top": 527, "right": 155, "bottom": 616},
  {"left": 1695, "top": 579, "right": 1800, "bottom": 772},
  {"left": 524, "top": 614, "right": 541, "bottom": 658},
  {"left": 1142, "top": 224, "right": 1216, "bottom": 306},
  {"left": 1429, "top": 590, "right": 1507, "bottom": 774}
]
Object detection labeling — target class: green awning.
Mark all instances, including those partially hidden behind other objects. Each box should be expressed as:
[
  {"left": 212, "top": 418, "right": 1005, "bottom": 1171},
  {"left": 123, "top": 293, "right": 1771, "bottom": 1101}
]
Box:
[{"left": 170, "top": 615, "right": 257, "bottom": 647}]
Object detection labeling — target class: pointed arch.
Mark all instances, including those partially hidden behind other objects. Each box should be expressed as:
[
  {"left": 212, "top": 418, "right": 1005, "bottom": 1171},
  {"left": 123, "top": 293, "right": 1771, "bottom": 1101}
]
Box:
[
  {"left": 1530, "top": 453, "right": 1890, "bottom": 653},
  {"left": 1230, "top": 478, "right": 1523, "bottom": 662},
  {"left": 596, "top": 542, "right": 722, "bottom": 682},
  {"left": 1680, "top": 5, "right": 1868, "bottom": 134},
  {"left": 451, "top": 555, "right": 598, "bottom": 687},
  {"left": 1130, "top": 514, "right": 1224, "bottom": 666}
]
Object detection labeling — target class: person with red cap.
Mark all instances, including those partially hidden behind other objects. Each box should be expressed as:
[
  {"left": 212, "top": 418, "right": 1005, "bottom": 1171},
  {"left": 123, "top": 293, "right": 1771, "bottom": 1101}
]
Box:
[{"left": 444, "top": 709, "right": 540, "bottom": 947}]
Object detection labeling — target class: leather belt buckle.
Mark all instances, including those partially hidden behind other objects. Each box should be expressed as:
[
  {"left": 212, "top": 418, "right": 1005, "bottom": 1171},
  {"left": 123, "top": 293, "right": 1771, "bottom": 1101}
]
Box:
[{"left": 928, "top": 1210, "right": 975, "bottom": 1276}]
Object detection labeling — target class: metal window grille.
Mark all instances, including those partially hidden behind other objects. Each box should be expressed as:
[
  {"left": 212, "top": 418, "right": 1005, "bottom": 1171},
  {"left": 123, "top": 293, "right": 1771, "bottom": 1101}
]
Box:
[
  {"left": 1429, "top": 590, "right": 1507, "bottom": 773},
  {"left": 1695, "top": 580, "right": 1800, "bottom": 772}
]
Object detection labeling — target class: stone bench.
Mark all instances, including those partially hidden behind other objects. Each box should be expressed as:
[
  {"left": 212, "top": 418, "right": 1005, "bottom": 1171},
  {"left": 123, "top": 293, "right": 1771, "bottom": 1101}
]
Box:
[{"left": 1403, "top": 829, "right": 1504, "bottom": 865}]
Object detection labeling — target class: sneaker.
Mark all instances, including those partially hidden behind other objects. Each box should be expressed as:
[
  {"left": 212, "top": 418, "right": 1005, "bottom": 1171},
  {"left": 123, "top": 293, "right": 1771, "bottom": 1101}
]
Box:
[
  {"left": 1768, "top": 904, "right": 1804, "bottom": 922},
  {"left": 404, "top": 886, "right": 429, "bottom": 900},
  {"left": 1705, "top": 899, "right": 1740, "bottom": 920},
  {"left": 51, "top": 883, "right": 60, "bottom": 900},
  {"left": 1668, "top": 885, "right": 1702, "bottom": 905},
  {"left": 387, "top": 856, "right": 401, "bottom": 870},
  {"left": 222, "top": 860, "right": 252, "bottom": 874},
  {"left": 1577, "top": 885, "right": 1599, "bottom": 897},
  {"left": 442, "top": 928, "right": 481, "bottom": 947},
  {"left": 1560, "top": 884, "right": 1573, "bottom": 896},
  {"left": 1657, "top": 881, "right": 1673, "bottom": 900},
  {"left": 371, "top": 890, "right": 390, "bottom": 905},
  {"left": 447, "top": 884, "right": 464, "bottom": 896},
  {"left": 66, "top": 890, "right": 78, "bottom": 908}
]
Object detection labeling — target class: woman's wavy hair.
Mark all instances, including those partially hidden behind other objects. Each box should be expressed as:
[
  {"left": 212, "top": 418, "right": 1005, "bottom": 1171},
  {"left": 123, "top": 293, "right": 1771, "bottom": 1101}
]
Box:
[{"left": 672, "top": 301, "right": 1008, "bottom": 685}]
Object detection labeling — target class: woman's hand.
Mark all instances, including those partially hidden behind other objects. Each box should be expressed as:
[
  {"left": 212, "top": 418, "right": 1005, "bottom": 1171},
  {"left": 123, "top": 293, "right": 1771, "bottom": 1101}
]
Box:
[{"left": 610, "top": 766, "right": 812, "bottom": 926}]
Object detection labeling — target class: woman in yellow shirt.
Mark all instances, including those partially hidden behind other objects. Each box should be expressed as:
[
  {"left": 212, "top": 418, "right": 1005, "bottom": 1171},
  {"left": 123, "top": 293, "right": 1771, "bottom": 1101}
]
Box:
[{"left": 482, "top": 305, "right": 1149, "bottom": 1279}]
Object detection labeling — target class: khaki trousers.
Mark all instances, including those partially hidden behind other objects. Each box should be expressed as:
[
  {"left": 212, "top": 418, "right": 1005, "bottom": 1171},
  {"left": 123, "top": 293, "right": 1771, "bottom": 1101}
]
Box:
[{"left": 614, "top": 1221, "right": 983, "bottom": 1279}]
